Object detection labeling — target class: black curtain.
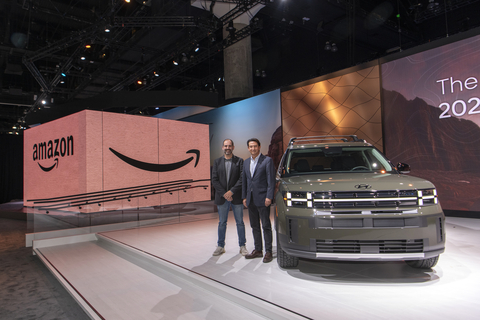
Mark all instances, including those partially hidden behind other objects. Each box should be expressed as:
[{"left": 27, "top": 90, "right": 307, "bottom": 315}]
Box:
[{"left": 0, "top": 134, "right": 23, "bottom": 204}]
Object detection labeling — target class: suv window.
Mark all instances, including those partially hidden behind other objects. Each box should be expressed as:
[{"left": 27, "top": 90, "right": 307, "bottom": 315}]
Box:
[{"left": 284, "top": 146, "right": 394, "bottom": 176}]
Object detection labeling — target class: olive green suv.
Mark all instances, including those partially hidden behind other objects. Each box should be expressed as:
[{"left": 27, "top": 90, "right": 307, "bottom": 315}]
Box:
[{"left": 275, "top": 136, "right": 445, "bottom": 269}]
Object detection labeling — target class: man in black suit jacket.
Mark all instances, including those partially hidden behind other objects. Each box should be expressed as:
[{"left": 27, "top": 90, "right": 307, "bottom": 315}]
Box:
[
  {"left": 211, "top": 139, "right": 248, "bottom": 256},
  {"left": 242, "top": 138, "right": 276, "bottom": 263}
]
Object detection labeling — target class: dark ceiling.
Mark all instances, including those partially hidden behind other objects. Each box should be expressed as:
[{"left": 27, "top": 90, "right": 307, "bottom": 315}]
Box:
[{"left": 1, "top": 0, "right": 480, "bottom": 134}]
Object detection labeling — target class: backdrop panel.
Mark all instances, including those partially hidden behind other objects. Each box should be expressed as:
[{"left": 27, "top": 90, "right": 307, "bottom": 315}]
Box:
[
  {"left": 281, "top": 65, "right": 382, "bottom": 151},
  {"left": 184, "top": 90, "right": 283, "bottom": 167},
  {"left": 382, "top": 34, "right": 480, "bottom": 212}
]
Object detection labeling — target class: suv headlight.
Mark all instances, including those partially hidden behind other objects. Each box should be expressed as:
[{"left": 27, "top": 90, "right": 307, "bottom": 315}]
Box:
[
  {"left": 418, "top": 188, "right": 438, "bottom": 206},
  {"left": 283, "top": 191, "right": 313, "bottom": 208}
]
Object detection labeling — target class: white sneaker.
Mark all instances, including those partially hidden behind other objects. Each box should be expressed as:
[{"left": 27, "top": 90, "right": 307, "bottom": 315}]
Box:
[
  {"left": 212, "top": 246, "right": 225, "bottom": 256},
  {"left": 239, "top": 246, "right": 248, "bottom": 256}
]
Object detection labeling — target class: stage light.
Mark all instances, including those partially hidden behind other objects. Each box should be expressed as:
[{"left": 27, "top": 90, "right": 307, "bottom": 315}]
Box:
[
  {"left": 261, "top": 70, "right": 267, "bottom": 77},
  {"left": 80, "top": 56, "right": 86, "bottom": 60},
  {"left": 61, "top": 72, "right": 66, "bottom": 77},
  {"left": 173, "top": 60, "right": 178, "bottom": 66},
  {"left": 105, "top": 28, "right": 110, "bottom": 33},
  {"left": 427, "top": 0, "right": 439, "bottom": 11},
  {"left": 137, "top": 80, "right": 143, "bottom": 85},
  {"left": 195, "top": 46, "right": 200, "bottom": 52},
  {"left": 125, "top": 0, "right": 131, "bottom": 3},
  {"left": 325, "top": 41, "right": 332, "bottom": 51},
  {"left": 85, "top": 44, "right": 91, "bottom": 49},
  {"left": 255, "top": 69, "right": 261, "bottom": 77},
  {"left": 331, "top": 43, "right": 338, "bottom": 52},
  {"left": 41, "top": 100, "right": 47, "bottom": 105}
]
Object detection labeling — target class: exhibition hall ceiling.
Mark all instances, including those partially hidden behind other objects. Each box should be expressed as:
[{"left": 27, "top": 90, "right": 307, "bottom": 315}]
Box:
[{"left": 1, "top": 0, "right": 480, "bottom": 133}]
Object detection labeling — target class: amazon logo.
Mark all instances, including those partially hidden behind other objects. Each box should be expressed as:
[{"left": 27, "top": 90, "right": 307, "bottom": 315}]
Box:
[
  {"left": 109, "top": 148, "right": 200, "bottom": 172},
  {"left": 32, "top": 136, "right": 74, "bottom": 172}
]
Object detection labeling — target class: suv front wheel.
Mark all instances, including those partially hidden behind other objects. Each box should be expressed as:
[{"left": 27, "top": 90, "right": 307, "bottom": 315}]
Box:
[
  {"left": 405, "top": 256, "right": 439, "bottom": 269},
  {"left": 277, "top": 236, "right": 299, "bottom": 268}
]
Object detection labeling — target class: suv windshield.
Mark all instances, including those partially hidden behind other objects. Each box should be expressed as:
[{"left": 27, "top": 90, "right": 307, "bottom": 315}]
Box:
[{"left": 284, "top": 146, "right": 394, "bottom": 176}]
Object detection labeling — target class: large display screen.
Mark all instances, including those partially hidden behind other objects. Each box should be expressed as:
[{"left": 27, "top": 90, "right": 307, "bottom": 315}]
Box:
[{"left": 382, "top": 34, "right": 480, "bottom": 211}]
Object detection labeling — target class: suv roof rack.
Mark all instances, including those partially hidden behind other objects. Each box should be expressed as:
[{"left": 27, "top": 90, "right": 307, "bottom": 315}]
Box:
[{"left": 288, "top": 135, "right": 364, "bottom": 146}]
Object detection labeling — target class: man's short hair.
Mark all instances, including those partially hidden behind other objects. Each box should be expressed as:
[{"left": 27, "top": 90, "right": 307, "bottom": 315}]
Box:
[
  {"left": 247, "top": 138, "right": 260, "bottom": 147},
  {"left": 223, "top": 139, "right": 234, "bottom": 146}
]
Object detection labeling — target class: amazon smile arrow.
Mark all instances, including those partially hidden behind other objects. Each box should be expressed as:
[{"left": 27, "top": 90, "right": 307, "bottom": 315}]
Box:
[
  {"left": 38, "top": 158, "right": 59, "bottom": 172},
  {"left": 109, "top": 148, "right": 200, "bottom": 172}
]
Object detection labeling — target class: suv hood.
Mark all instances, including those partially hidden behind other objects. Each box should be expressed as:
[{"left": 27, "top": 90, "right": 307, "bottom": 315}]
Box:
[{"left": 280, "top": 172, "right": 435, "bottom": 192}]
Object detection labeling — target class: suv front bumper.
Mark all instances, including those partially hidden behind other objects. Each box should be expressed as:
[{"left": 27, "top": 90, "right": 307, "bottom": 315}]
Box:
[{"left": 276, "top": 210, "right": 445, "bottom": 262}]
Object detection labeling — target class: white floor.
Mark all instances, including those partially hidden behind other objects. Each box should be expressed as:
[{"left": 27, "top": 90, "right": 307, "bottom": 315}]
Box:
[{"left": 36, "top": 213, "right": 480, "bottom": 320}]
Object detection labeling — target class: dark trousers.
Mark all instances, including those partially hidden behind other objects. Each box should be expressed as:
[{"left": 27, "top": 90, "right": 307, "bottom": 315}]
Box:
[{"left": 247, "top": 196, "right": 272, "bottom": 253}]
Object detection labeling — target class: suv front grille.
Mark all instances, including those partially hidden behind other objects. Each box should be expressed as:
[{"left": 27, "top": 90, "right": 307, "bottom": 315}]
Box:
[
  {"left": 316, "top": 239, "right": 424, "bottom": 254},
  {"left": 284, "top": 190, "right": 436, "bottom": 210}
]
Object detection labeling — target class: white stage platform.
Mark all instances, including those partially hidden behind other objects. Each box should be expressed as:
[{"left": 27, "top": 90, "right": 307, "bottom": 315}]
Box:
[{"left": 31, "top": 213, "right": 480, "bottom": 320}]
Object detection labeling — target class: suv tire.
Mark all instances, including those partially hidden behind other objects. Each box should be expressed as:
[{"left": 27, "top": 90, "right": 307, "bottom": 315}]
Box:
[
  {"left": 405, "top": 256, "right": 439, "bottom": 269},
  {"left": 277, "top": 236, "right": 299, "bottom": 268}
]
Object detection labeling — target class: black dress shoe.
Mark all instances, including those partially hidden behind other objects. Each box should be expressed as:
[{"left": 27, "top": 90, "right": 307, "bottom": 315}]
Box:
[
  {"left": 245, "top": 250, "right": 263, "bottom": 259},
  {"left": 263, "top": 251, "right": 273, "bottom": 263}
]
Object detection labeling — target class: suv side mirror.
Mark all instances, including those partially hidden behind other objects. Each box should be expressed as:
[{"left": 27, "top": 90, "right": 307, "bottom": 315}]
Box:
[{"left": 396, "top": 162, "right": 410, "bottom": 173}]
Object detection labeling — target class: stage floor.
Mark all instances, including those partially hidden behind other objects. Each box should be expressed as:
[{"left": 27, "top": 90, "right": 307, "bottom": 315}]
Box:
[{"left": 34, "top": 212, "right": 480, "bottom": 319}]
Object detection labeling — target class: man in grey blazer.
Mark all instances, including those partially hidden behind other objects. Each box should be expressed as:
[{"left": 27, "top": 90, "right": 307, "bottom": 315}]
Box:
[
  {"left": 211, "top": 139, "right": 248, "bottom": 256},
  {"left": 242, "top": 138, "right": 276, "bottom": 263}
]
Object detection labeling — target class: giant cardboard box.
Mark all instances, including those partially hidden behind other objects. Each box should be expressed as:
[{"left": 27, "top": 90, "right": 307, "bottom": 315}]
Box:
[{"left": 24, "top": 110, "right": 210, "bottom": 212}]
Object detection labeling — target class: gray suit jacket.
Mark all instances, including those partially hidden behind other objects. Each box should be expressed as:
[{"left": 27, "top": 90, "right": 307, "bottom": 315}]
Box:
[
  {"left": 242, "top": 154, "right": 275, "bottom": 207},
  {"left": 211, "top": 155, "right": 244, "bottom": 205}
]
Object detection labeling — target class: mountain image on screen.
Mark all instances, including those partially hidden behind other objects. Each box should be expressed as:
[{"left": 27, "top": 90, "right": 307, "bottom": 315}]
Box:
[{"left": 383, "top": 89, "right": 480, "bottom": 211}]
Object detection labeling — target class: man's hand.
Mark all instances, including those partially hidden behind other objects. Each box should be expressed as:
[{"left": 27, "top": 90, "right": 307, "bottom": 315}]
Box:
[
  {"left": 223, "top": 190, "right": 233, "bottom": 202},
  {"left": 265, "top": 198, "right": 272, "bottom": 207},
  {"left": 243, "top": 199, "right": 247, "bottom": 208}
]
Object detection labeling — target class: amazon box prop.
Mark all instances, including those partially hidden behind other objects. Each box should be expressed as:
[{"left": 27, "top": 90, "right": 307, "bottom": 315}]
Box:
[{"left": 24, "top": 110, "right": 210, "bottom": 212}]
